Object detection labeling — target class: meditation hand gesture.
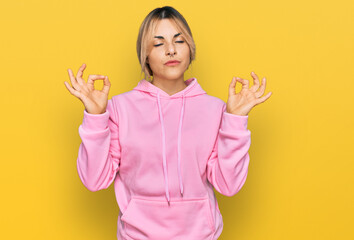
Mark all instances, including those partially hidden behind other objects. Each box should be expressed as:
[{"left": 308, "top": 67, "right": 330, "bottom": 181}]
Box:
[
  {"left": 64, "top": 63, "right": 111, "bottom": 114},
  {"left": 226, "top": 72, "right": 272, "bottom": 116}
]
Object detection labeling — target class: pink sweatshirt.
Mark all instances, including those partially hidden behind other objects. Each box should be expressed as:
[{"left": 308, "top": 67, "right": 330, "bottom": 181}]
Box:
[{"left": 77, "top": 77, "right": 251, "bottom": 240}]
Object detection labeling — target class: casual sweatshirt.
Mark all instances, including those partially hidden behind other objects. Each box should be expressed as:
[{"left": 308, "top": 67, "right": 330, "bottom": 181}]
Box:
[{"left": 77, "top": 77, "right": 251, "bottom": 240}]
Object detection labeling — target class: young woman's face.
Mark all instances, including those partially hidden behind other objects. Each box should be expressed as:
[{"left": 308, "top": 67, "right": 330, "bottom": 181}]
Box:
[{"left": 147, "top": 19, "right": 190, "bottom": 80}]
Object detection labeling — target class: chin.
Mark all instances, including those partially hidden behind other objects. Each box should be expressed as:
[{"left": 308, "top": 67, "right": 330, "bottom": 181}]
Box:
[{"left": 164, "top": 69, "right": 184, "bottom": 76}]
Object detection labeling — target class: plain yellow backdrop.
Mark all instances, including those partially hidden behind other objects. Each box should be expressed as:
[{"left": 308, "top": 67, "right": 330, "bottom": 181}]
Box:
[{"left": 0, "top": 0, "right": 353, "bottom": 239}]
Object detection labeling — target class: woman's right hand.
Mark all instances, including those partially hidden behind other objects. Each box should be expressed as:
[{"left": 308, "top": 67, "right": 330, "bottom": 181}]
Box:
[{"left": 64, "top": 63, "right": 111, "bottom": 114}]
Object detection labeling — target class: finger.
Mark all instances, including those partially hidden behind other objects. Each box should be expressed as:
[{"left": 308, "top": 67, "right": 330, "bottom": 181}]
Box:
[
  {"left": 64, "top": 81, "right": 83, "bottom": 100},
  {"left": 67, "top": 68, "right": 81, "bottom": 91},
  {"left": 249, "top": 72, "right": 260, "bottom": 92},
  {"left": 76, "top": 63, "right": 87, "bottom": 85},
  {"left": 229, "top": 77, "right": 237, "bottom": 96},
  {"left": 235, "top": 77, "right": 249, "bottom": 90},
  {"left": 255, "top": 91, "right": 272, "bottom": 105},
  {"left": 87, "top": 74, "right": 107, "bottom": 87},
  {"left": 102, "top": 76, "right": 111, "bottom": 95},
  {"left": 255, "top": 77, "right": 266, "bottom": 98}
]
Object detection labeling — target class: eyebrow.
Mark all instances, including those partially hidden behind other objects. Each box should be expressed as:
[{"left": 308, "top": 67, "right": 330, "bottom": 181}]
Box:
[{"left": 154, "top": 32, "right": 182, "bottom": 40}]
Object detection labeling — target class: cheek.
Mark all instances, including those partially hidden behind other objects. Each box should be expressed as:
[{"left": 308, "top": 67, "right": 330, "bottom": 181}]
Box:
[
  {"left": 183, "top": 48, "right": 190, "bottom": 63},
  {"left": 148, "top": 54, "right": 163, "bottom": 67},
  {"left": 182, "top": 46, "right": 190, "bottom": 58}
]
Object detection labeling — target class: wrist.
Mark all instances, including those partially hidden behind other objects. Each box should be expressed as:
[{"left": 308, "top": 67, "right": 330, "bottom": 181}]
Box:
[{"left": 226, "top": 110, "right": 247, "bottom": 116}]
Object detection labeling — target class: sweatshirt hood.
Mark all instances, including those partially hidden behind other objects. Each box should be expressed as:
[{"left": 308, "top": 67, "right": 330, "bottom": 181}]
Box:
[
  {"left": 133, "top": 77, "right": 206, "bottom": 99},
  {"left": 133, "top": 77, "right": 207, "bottom": 204}
]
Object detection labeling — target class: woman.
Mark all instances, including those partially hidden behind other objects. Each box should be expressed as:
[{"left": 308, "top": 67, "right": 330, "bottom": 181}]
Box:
[{"left": 64, "top": 6, "right": 271, "bottom": 240}]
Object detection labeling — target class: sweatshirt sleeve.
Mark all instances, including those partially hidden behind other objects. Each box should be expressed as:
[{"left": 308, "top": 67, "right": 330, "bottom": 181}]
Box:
[
  {"left": 76, "top": 98, "right": 121, "bottom": 192},
  {"left": 206, "top": 102, "right": 251, "bottom": 197}
]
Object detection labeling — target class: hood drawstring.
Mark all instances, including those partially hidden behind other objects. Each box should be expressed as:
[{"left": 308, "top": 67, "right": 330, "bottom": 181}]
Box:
[
  {"left": 177, "top": 92, "right": 185, "bottom": 197},
  {"left": 157, "top": 91, "right": 185, "bottom": 205},
  {"left": 133, "top": 77, "right": 207, "bottom": 205}
]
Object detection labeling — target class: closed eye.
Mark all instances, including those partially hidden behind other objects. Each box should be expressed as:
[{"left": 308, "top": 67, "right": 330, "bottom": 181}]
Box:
[{"left": 154, "top": 41, "right": 185, "bottom": 47}]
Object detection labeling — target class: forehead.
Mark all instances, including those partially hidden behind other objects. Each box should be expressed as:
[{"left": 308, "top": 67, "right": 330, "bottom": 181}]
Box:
[{"left": 152, "top": 19, "right": 181, "bottom": 36}]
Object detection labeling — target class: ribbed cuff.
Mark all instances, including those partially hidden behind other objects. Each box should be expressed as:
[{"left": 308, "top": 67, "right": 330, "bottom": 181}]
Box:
[
  {"left": 221, "top": 111, "right": 248, "bottom": 131},
  {"left": 81, "top": 109, "right": 110, "bottom": 131}
]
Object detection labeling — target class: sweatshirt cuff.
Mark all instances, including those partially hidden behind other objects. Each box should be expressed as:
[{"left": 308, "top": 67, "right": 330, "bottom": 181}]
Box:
[
  {"left": 221, "top": 111, "right": 249, "bottom": 131},
  {"left": 82, "top": 109, "right": 110, "bottom": 131}
]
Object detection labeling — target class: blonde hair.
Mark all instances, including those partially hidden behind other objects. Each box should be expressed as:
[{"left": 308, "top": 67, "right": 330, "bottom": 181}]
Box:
[{"left": 136, "top": 6, "right": 196, "bottom": 82}]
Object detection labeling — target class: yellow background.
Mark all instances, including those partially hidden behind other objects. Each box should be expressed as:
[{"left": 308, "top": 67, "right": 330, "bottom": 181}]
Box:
[{"left": 1, "top": 0, "right": 353, "bottom": 239}]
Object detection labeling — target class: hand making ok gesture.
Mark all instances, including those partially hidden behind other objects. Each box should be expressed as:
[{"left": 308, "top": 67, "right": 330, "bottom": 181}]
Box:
[
  {"left": 64, "top": 63, "right": 111, "bottom": 114},
  {"left": 226, "top": 72, "right": 272, "bottom": 116}
]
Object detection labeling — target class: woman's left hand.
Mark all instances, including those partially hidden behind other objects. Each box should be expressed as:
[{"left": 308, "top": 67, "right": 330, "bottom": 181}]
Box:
[{"left": 226, "top": 72, "right": 272, "bottom": 116}]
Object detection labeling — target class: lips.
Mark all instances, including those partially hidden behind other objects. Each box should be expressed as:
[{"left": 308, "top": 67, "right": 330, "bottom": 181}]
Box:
[{"left": 165, "top": 60, "right": 181, "bottom": 66}]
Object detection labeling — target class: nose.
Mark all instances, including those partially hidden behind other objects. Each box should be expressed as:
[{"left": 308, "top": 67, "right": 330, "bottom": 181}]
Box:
[{"left": 165, "top": 42, "right": 176, "bottom": 57}]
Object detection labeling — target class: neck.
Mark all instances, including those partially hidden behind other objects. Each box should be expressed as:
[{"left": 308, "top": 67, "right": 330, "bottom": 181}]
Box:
[{"left": 150, "top": 75, "right": 188, "bottom": 96}]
